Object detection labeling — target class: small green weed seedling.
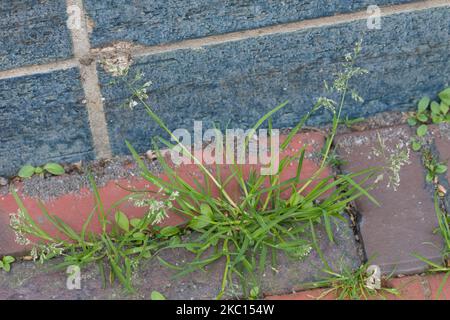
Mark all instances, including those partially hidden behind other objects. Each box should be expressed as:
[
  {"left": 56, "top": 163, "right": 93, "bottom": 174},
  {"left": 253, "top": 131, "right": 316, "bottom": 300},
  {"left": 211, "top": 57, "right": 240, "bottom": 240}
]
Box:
[
  {"left": 408, "top": 87, "right": 450, "bottom": 152},
  {"left": 0, "top": 256, "right": 15, "bottom": 272},
  {"left": 150, "top": 291, "right": 167, "bottom": 300},
  {"left": 18, "top": 163, "right": 65, "bottom": 179},
  {"left": 422, "top": 149, "right": 448, "bottom": 183}
]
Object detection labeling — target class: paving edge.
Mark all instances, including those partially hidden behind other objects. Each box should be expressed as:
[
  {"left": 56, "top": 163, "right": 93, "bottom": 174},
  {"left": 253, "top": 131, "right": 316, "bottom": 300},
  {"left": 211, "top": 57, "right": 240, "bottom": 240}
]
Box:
[{"left": 265, "top": 272, "right": 450, "bottom": 300}]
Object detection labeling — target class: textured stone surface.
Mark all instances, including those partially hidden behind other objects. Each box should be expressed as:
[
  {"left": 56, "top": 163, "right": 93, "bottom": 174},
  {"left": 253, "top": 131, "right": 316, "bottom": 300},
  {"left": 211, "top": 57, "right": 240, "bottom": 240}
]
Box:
[
  {"left": 84, "top": 0, "right": 420, "bottom": 47},
  {"left": 0, "top": 68, "right": 95, "bottom": 177},
  {"left": 0, "top": 218, "right": 361, "bottom": 300},
  {"left": 98, "top": 7, "right": 450, "bottom": 155},
  {"left": 0, "top": 0, "right": 73, "bottom": 71},
  {"left": 336, "top": 125, "right": 443, "bottom": 275}
]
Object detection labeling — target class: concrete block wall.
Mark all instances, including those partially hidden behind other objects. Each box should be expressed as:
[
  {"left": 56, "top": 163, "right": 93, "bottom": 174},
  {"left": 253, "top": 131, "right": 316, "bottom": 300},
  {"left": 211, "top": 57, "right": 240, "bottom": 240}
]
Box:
[{"left": 0, "top": 0, "right": 449, "bottom": 176}]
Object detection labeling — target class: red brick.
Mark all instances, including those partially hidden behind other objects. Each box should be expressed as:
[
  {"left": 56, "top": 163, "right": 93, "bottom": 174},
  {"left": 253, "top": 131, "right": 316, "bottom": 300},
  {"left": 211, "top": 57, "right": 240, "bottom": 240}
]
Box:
[
  {"left": 336, "top": 126, "right": 442, "bottom": 275},
  {"left": 426, "top": 273, "right": 450, "bottom": 300},
  {"left": 384, "top": 275, "right": 427, "bottom": 300}
]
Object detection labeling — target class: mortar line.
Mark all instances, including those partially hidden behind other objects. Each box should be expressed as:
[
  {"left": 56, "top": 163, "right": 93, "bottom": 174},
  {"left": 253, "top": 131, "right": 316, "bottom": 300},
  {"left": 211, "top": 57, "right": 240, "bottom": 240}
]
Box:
[
  {"left": 131, "top": 0, "right": 450, "bottom": 58},
  {"left": 1, "top": 0, "right": 447, "bottom": 79},
  {"left": 0, "top": 59, "right": 78, "bottom": 80},
  {"left": 66, "top": 0, "right": 112, "bottom": 159}
]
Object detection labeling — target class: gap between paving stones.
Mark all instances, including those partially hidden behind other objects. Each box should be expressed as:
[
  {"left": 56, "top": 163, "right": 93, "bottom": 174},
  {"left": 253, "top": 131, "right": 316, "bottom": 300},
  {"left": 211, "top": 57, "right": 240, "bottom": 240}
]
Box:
[{"left": 336, "top": 125, "right": 443, "bottom": 275}]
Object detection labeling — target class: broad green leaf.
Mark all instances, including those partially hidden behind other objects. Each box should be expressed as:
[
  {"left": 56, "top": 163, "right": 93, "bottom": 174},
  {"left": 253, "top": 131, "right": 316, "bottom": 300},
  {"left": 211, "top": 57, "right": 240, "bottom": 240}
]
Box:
[
  {"left": 151, "top": 291, "right": 166, "bottom": 300},
  {"left": 34, "top": 167, "right": 43, "bottom": 174},
  {"left": 430, "top": 101, "right": 440, "bottom": 115},
  {"left": 160, "top": 226, "right": 180, "bottom": 237},
  {"left": 289, "top": 193, "right": 302, "bottom": 207},
  {"left": 250, "top": 286, "right": 260, "bottom": 299},
  {"left": 417, "top": 113, "right": 428, "bottom": 123},
  {"left": 130, "top": 218, "right": 141, "bottom": 228},
  {"left": 188, "top": 216, "right": 211, "bottom": 231},
  {"left": 440, "top": 102, "right": 449, "bottom": 115},
  {"left": 43, "top": 163, "right": 65, "bottom": 175},
  {"left": 200, "top": 203, "right": 213, "bottom": 219},
  {"left": 18, "top": 165, "right": 35, "bottom": 178},
  {"left": 436, "top": 165, "right": 448, "bottom": 174},
  {"left": 3, "top": 263, "right": 10, "bottom": 272},
  {"left": 411, "top": 141, "right": 421, "bottom": 152},
  {"left": 417, "top": 125, "right": 428, "bottom": 137},
  {"left": 3, "top": 256, "right": 15, "bottom": 264},
  {"left": 418, "top": 96, "right": 430, "bottom": 112},
  {"left": 132, "top": 232, "right": 146, "bottom": 240},
  {"left": 438, "top": 87, "right": 450, "bottom": 105},
  {"left": 407, "top": 117, "right": 417, "bottom": 126},
  {"left": 432, "top": 115, "right": 443, "bottom": 124},
  {"left": 115, "top": 211, "right": 129, "bottom": 232}
]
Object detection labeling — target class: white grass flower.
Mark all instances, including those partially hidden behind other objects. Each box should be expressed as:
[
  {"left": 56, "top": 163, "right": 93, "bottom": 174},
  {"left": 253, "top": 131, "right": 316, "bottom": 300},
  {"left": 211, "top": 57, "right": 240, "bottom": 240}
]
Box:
[
  {"left": 372, "top": 133, "right": 411, "bottom": 191},
  {"left": 9, "top": 210, "right": 32, "bottom": 246},
  {"left": 131, "top": 191, "right": 179, "bottom": 225}
]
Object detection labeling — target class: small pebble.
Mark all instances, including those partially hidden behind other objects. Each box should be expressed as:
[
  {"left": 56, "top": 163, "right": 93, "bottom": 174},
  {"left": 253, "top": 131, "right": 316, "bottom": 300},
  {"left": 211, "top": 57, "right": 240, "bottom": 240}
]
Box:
[
  {"left": 146, "top": 150, "right": 157, "bottom": 161},
  {"left": 0, "top": 177, "right": 7, "bottom": 186}
]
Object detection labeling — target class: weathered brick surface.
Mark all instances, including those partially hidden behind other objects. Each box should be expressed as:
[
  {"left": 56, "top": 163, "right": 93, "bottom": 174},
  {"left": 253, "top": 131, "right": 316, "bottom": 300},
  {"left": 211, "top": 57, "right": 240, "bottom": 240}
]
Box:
[
  {"left": 336, "top": 126, "right": 442, "bottom": 275},
  {"left": 0, "top": 216, "right": 360, "bottom": 300},
  {"left": 383, "top": 276, "right": 428, "bottom": 300},
  {"left": 0, "top": 69, "right": 95, "bottom": 177},
  {"left": 84, "top": 0, "right": 420, "bottom": 47},
  {"left": 266, "top": 273, "right": 450, "bottom": 300},
  {"left": 0, "top": 0, "right": 73, "bottom": 71},
  {"left": 426, "top": 273, "right": 450, "bottom": 300},
  {"left": 98, "top": 7, "right": 450, "bottom": 155}
]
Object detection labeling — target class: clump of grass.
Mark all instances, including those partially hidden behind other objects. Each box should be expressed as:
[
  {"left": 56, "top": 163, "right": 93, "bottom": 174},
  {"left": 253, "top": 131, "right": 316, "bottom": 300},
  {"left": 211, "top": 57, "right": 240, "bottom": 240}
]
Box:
[
  {"left": 308, "top": 259, "right": 399, "bottom": 300},
  {"left": 122, "top": 41, "right": 378, "bottom": 298},
  {"left": 10, "top": 41, "right": 378, "bottom": 299}
]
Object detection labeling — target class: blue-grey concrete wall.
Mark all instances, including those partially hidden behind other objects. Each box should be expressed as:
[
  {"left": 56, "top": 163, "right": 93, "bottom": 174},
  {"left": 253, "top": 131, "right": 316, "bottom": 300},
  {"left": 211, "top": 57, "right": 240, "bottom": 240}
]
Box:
[
  {"left": 0, "top": 1, "right": 449, "bottom": 176},
  {"left": 0, "top": 68, "right": 95, "bottom": 176},
  {"left": 0, "top": 0, "right": 73, "bottom": 71},
  {"left": 84, "top": 0, "right": 421, "bottom": 47},
  {"left": 100, "top": 6, "right": 450, "bottom": 154}
]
